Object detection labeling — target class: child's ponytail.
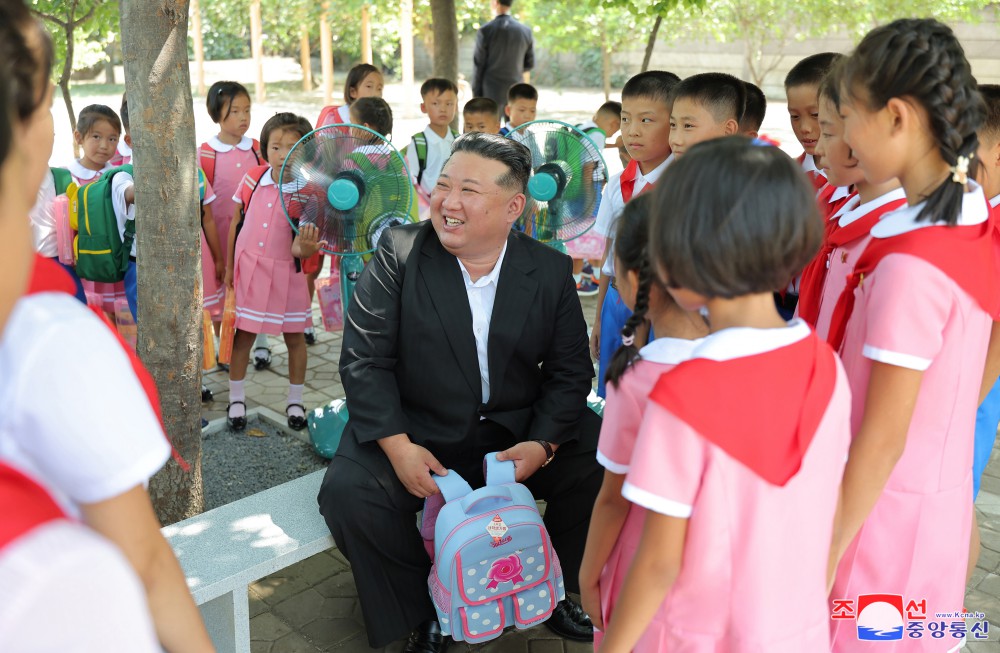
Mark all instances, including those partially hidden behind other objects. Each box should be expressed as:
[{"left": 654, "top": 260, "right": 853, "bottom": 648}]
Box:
[
  {"left": 842, "top": 18, "right": 984, "bottom": 225},
  {"left": 605, "top": 253, "right": 652, "bottom": 390}
]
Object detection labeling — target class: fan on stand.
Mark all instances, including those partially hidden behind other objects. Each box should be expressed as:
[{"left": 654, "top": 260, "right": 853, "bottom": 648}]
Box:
[
  {"left": 280, "top": 123, "right": 416, "bottom": 315},
  {"left": 506, "top": 120, "right": 608, "bottom": 255}
]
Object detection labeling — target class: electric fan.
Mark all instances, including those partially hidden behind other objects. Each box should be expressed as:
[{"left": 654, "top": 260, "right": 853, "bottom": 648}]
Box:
[
  {"left": 280, "top": 124, "right": 416, "bottom": 313},
  {"left": 506, "top": 120, "right": 608, "bottom": 252}
]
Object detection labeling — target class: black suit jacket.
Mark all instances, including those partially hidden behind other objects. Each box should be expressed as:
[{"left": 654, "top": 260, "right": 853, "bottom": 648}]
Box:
[
  {"left": 472, "top": 14, "right": 535, "bottom": 107},
  {"left": 337, "top": 222, "right": 594, "bottom": 479}
]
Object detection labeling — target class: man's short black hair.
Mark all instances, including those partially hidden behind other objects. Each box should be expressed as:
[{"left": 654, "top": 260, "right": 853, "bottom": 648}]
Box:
[
  {"left": 206, "top": 80, "right": 250, "bottom": 123},
  {"left": 740, "top": 81, "right": 766, "bottom": 132},
  {"left": 449, "top": 132, "right": 531, "bottom": 193},
  {"left": 507, "top": 82, "right": 537, "bottom": 103},
  {"left": 463, "top": 97, "right": 499, "bottom": 118},
  {"left": 785, "top": 53, "right": 842, "bottom": 89},
  {"left": 672, "top": 72, "right": 747, "bottom": 124},
  {"left": 421, "top": 77, "right": 458, "bottom": 98},
  {"left": 596, "top": 101, "right": 622, "bottom": 120},
  {"left": 621, "top": 70, "right": 680, "bottom": 107}
]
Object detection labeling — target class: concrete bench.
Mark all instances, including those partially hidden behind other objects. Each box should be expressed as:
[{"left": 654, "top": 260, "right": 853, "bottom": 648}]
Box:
[{"left": 162, "top": 469, "right": 334, "bottom": 653}]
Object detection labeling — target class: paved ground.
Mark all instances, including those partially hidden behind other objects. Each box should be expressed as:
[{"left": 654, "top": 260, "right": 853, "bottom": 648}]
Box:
[{"left": 201, "top": 290, "right": 1000, "bottom": 651}]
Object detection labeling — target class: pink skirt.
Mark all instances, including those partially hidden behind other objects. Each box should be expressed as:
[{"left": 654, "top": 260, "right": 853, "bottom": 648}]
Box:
[
  {"left": 82, "top": 279, "right": 126, "bottom": 314},
  {"left": 202, "top": 230, "right": 225, "bottom": 319},
  {"left": 233, "top": 250, "right": 311, "bottom": 335}
]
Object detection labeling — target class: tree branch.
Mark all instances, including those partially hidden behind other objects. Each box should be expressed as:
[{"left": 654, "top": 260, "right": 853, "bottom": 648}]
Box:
[{"left": 30, "top": 9, "right": 68, "bottom": 28}]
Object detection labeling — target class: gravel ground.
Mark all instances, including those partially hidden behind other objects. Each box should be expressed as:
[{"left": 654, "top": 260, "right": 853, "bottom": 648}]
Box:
[{"left": 201, "top": 415, "right": 328, "bottom": 510}]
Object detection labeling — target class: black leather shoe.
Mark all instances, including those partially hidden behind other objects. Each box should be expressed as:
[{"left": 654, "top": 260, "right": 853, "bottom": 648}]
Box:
[
  {"left": 227, "top": 401, "right": 247, "bottom": 431},
  {"left": 402, "top": 619, "right": 448, "bottom": 653},
  {"left": 544, "top": 598, "right": 594, "bottom": 642}
]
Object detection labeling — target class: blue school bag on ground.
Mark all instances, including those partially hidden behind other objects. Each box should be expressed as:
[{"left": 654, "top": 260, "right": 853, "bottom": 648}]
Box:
[{"left": 426, "top": 453, "right": 565, "bottom": 644}]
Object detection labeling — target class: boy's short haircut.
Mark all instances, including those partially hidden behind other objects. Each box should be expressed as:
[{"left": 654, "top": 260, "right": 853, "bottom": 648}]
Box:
[
  {"left": 980, "top": 84, "right": 1000, "bottom": 143},
  {"left": 620, "top": 70, "right": 681, "bottom": 106},
  {"left": 817, "top": 60, "right": 845, "bottom": 108},
  {"left": 119, "top": 93, "right": 129, "bottom": 132},
  {"left": 77, "top": 104, "right": 122, "bottom": 136},
  {"left": 784, "top": 53, "right": 842, "bottom": 89},
  {"left": 206, "top": 81, "right": 251, "bottom": 123},
  {"left": 498, "top": 0, "right": 514, "bottom": 7},
  {"left": 421, "top": 78, "right": 459, "bottom": 98},
  {"left": 344, "top": 63, "right": 380, "bottom": 105},
  {"left": 596, "top": 101, "right": 622, "bottom": 120},
  {"left": 740, "top": 81, "right": 766, "bottom": 132},
  {"left": 672, "top": 72, "right": 747, "bottom": 124},
  {"left": 507, "top": 83, "right": 538, "bottom": 103},
  {"left": 351, "top": 97, "right": 393, "bottom": 137},
  {"left": 260, "top": 112, "right": 313, "bottom": 153},
  {"left": 463, "top": 97, "right": 500, "bottom": 118}
]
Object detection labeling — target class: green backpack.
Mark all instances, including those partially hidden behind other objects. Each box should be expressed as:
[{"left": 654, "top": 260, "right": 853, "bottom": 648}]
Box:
[
  {"left": 73, "top": 164, "right": 135, "bottom": 283},
  {"left": 408, "top": 128, "right": 459, "bottom": 186},
  {"left": 50, "top": 167, "right": 73, "bottom": 195}
]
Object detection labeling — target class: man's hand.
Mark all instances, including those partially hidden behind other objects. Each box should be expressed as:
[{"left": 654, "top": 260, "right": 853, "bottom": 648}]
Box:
[
  {"left": 382, "top": 436, "right": 448, "bottom": 498},
  {"left": 496, "top": 441, "right": 551, "bottom": 482}
]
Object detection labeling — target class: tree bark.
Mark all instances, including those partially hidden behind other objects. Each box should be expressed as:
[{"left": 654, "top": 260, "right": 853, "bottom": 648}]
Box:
[
  {"left": 299, "top": 24, "right": 312, "bottom": 91},
  {"left": 191, "top": 0, "right": 206, "bottom": 95},
  {"left": 250, "top": 0, "right": 265, "bottom": 102},
  {"left": 361, "top": 4, "right": 373, "bottom": 65},
  {"left": 400, "top": 0, "right": 415, "bottom": 101},
  {"left": 104, "top": 41, "right": 116, "bottom": 84},
  {"left": 320, "top": 2, "right": 334, "bottom": 105},
  {"left": 641, "top": 16, "right": 662, "bottom": 72},
  {"left": 601, "top": 20, "right": 611, "bottom": 101},
  {"left": 119, "top": 0, "right": 204, "bottom": 526},
  {"left": 430, "top": 0, "right": 458, "bottom": 84}
]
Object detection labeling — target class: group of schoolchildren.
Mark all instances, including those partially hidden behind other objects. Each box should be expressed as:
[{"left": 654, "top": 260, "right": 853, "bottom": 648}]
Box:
[{"left": 578, "top": 17, "right": 1000, "bottom": 653}]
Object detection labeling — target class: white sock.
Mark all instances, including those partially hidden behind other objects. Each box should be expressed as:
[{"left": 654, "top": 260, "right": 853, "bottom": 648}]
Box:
[
  {"left": 254, "top": 333, "right": 268, "bottom": 349},
  {"left": 305, "top": 325, "right": 315, "bottom": 335},
  {"left": 287, "top": 383, "right": 305, "bottom": 418},
  {"left": 229, "top": 379, "right": 246, "bottom": 418}
]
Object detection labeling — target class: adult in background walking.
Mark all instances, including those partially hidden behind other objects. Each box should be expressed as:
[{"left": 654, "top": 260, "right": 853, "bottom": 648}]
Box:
[{"left": 473, "top": 0, "right": 534, "bottom": 114}]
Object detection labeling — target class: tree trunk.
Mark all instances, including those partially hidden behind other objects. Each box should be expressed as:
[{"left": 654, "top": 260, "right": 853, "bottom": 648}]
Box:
[
  {"left": 61, "top": 10, "right": 79, "bottom": 157},
  {"left": 299, "top": 24, "right": 312, "bottom": 91},
  {"left": 104, "top": 41, "right": 116, "bottom": 84},
  {"left": 191, "top": 0, "right": 206, "bottom": 95},
  {"left": 119, "top": 0, "right": 204, "bottom": 526},
  {"left": 430, "top": 0, "right": 458, "bottom": 84},
  {"left": 361, "top": 4, "right": 373, "bottom": 65},
  {"left": 250, "top": 0, "right": 265, "bottom": 102},
  {"left": 320, "top": 2, "right": 334, "bottom": 105},
  {"left": 641, "top": 16, "right": 662, "bottom": 72},
  {"left": 400, "top": 0, "right": 415, "bottom": 102},
  {"left": 601, "top": 21, "right": 611, "bottom": 101}
]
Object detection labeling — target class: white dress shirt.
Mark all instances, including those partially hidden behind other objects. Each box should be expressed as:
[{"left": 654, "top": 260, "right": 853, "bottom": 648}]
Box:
[
  {"left": 405, "top": 126, "right": 457, "bottom": 196},
  {"left": 456, "top": 242, "right": 508, "bottom": 404}
]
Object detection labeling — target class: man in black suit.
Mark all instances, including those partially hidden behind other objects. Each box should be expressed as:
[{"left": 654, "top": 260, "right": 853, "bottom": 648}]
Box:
[
  {"left": 472, "top": 0, "right": 534, "bottom": 113},
  {"left": 318, "top": 133, "right": 601, "bottom": 652}
]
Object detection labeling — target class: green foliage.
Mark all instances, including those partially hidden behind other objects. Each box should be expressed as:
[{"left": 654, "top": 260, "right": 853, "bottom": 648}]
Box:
[{"left": 32, "top": 0, "right": 120, "bottom": 79}]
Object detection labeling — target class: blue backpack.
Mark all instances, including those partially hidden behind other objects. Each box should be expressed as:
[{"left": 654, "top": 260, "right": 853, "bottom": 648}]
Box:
[{"left": 426, "top": 453, "right": 565, "bottom": 644}]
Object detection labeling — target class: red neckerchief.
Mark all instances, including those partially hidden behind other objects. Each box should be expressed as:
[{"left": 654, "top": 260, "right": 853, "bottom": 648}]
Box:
[
  {"left": 0, "top": 461, "right": 67, "bottom": 551},
  {"left": 826, "top": 214, "right": 1000, "bottom": 351},
  {"left": 26, "top": 255, "right": 189, "bottom": 471},
  {"left": 797, "top": 196, "right": 907, "bottom": 328},
  {"left": 649, "top": 332, "right": 837, "bottom": 486},
  {"left": 620, "top": 160, "right": 657, "bottom": 203}
]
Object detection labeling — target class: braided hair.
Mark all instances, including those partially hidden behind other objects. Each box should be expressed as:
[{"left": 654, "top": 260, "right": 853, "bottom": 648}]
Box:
[
  {"left": 841, "top": 18, "right": 985, "bottom": 225},
  {"left": 605, "top": 194, "right": 656, "bottom": 390}
]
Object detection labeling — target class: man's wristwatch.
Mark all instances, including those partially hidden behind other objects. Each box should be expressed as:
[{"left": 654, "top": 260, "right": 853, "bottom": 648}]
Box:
[{"left": 533, "top": 440, "right": 555, "bottom": 467}]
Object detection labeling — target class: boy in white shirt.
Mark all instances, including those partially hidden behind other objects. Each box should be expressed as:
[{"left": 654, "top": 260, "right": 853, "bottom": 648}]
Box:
[{"left": 405, "top": 78, "right": 459, "bottom": 203}]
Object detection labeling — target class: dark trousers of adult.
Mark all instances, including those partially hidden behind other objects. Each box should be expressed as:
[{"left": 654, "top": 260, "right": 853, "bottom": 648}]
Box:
[{"left": 318, "top": 414, "right": 602, "bottom": 648}]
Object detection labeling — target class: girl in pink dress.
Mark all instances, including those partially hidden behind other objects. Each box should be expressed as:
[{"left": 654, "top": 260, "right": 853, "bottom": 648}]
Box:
[
  {"left": 577, "top": 194, "right": 707, "bottom": 650},
  {"left": 224, "top": 113, "right": 323, "bottom": 432},
  {"left": 825, "top": 20, "right": 997, "bottom": 652},
  {"left": 796, "top": 75, "right": 906, "bottom": 340},
  {"left": 598, "top": 138, "right": 851, "bottom": 653}
]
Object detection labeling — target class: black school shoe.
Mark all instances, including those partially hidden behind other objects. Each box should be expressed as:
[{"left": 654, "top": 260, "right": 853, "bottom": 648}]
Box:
[
  {"left": 402, "top": 619, "right": 448, "bottom": 653},
  {"left": 227, "top": 401, "right": 247, "bottom": 431},
  {"left": 544, "top": 598, "right": 594, "bottom": 641},
  {"left": 286, "top": 403, "right": 307, "bottom": 431}
]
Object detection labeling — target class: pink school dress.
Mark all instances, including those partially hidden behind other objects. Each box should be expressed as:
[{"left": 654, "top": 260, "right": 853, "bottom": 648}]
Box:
[
  {"left": 622, "top": 321, "right": 851, "bottom": 652},
  {"left": 592, "top": 337, "right": 701, "bottom": 650},
  {"left": 68, "top": 160, "right": 124, "bottom": 313},
  {"left": 231, "top": 167, "right": 311, "bottom": 335},
  {"left": 199, "top": 175, "right": 225, "bottom": 318},
  {"left": 830, "top": 186, "right": 994, "bottom": 653},
  {"left": 200, "top": 136, "right": 262, "bottom": 270}
]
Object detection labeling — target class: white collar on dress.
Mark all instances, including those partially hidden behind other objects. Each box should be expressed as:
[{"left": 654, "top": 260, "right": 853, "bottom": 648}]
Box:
[
  {"left": 990, "top": 194, "right": 1000, "bottom": 209},
  {"left": 870, "top": 181, "right": 988, "bottom": 238},
  {"left": 690, "top": 318, "right": 812, "bottom": 362},
  {"left": 829, "top": 185, "right": 852, "bottom": 203},
  {"left": 639, "top": 337, "right": 703, "bottom": 365},
  {"left": 458, "top": 241, "right": 508, "bottom": 288},
  {"left": 68, "top": 159, "right": 111, "bottom": 180},
  {"left": 801, "top": 153, "right": 819, "bottom": 173},
  {"left": 257, "top": 167, "right": 305, "bottom": 194},
  {"left": 831, "top": 194, "right": 861, "bottom": 221},
  {"left": 353, "top": 144, "right": 392, "bottom": 156},
  {"left": 838, "top": 187, "right": 907, "bottom": 228},
  {"left": 208, "top": 135, "right": 255, "bottom": 153},
  {"left": 338, "top": 104, "right": 351, "bottom": 123}
]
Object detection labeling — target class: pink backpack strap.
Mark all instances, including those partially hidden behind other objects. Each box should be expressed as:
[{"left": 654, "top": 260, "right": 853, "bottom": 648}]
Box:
[{"left": 199, "top": 143, "right": 216, "bottom": 185}]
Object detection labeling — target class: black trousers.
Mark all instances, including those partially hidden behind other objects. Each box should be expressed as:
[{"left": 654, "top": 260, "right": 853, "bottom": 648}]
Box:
[{"left": 318, "top": 414, "right": 602, "bottom": 648}]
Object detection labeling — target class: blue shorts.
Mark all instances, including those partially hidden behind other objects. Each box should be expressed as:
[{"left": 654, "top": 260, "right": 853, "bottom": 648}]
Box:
[
  {"left": 597, "top": 285, "right": 633, "bottom": 398},
  {"left": 50, "top": 257, "right": 86, "bottom": 304},
  {"left": 974, "top": 376, "right": 1000, "bottom": 500},
  {"left": 124, "top": 260, "right": 137, "bottom": 322}
]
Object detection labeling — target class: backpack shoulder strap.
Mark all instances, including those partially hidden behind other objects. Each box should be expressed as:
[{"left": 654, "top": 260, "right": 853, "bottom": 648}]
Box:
[
  {"left": 239, "top": 165, "right": 270, "bottom": 208},
  {"left": 199, "top": 143, "right": 216, "bottom": 185},
  {"left": 317, "top": 105, "right": 342, "bottom": 128},
  {"left": 50, "top": 167, "right": 73, "bottom": 195},
  {"left": 251, "top": 138, "right": 263, "bottom": 164},
  {"left": 412, "top": 132, "right": 428, "bottom": 186}
]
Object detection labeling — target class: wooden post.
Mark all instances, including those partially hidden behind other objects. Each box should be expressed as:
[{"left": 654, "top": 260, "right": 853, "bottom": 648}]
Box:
[
  {"left": 250, "top": 0, "right": 265, "bottom": 102},
  {"left": 320, "top": 2, "right": 334, "bottom": 105},
  {"left": 400, "top": 0, "right": 415, "bottom": 102},
  {"left": 299, "top": 24, "right": 312, "bottom": 91},
  {"left": 361, "top": 4, "right": 373, "bottom": 65},
  {"left": 191, "top": 0, "right": 206, "bottom": 95}
]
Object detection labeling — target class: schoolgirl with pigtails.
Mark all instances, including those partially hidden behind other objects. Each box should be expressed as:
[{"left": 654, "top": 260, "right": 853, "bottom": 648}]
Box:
[
  {"left": 825, "top": 19, "right": 1000, "bottom": 651},
  {"left": 577, "top": 194, "right": 708, "bottom": 650}
]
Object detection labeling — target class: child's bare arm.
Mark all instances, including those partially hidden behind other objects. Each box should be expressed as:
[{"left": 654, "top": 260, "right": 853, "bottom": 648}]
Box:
[
  {"left": 579, "top": 470, "right": 631, "bottom": 630},
  {"left": 201, "top": 203, "right": 224, "bottom": 284},
  {"left": 225, "top": 205, "right": 242, "bottom": 288}
]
